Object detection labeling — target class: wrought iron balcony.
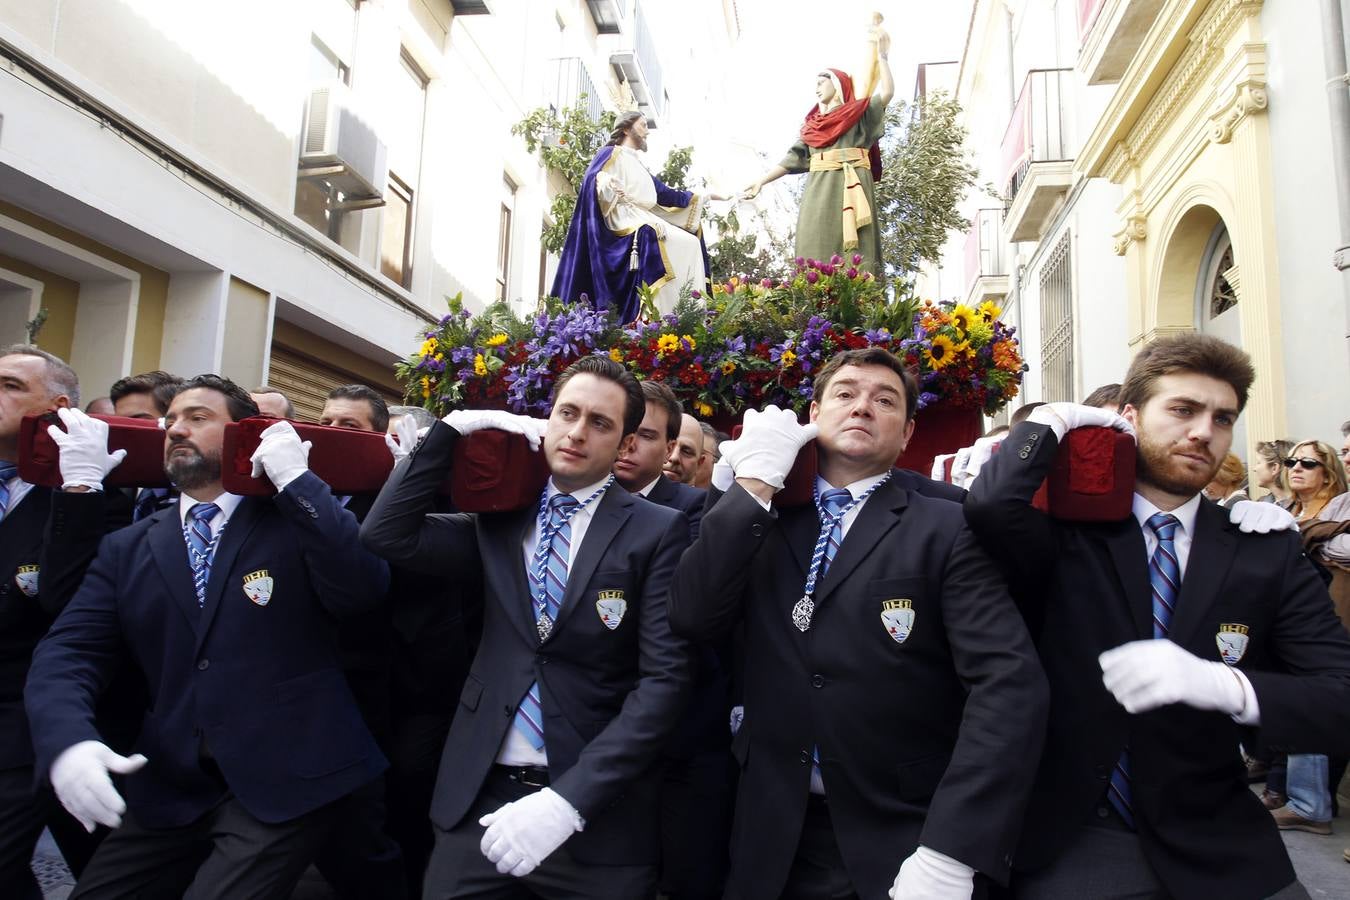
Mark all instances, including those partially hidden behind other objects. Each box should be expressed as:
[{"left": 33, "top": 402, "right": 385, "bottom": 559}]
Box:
[
  {"left": 964, "top": 208, "right": 1010, "bottom": 306},
  {"left": 1001, "top": 69, "right": 1075, "bottom": 243}
]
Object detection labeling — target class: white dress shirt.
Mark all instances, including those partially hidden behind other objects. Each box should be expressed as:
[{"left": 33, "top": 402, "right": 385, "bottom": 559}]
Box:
[
  {"left": 1130, "top": 491, "right": 1260, "bottom": 725},
  {"left": 177, "top": 491, "right": 244, "bottom": 539},
  {"left": 498, "top": 476, "right": 613, "bottom": 767},
  {"left": 808, "top": 471, "right": 891, "bottom": 795}
]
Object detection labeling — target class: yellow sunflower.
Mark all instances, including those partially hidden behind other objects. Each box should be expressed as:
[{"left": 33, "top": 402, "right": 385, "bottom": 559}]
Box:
[
  {"left": 682, "top": 334, "right": 697, "bottom": 350},
  {"left": 950, "top": 304, "right": 977, "bottom": 334},
  {"left": 720, "top": 359, "right": 737, "bottom": 375},
  {"left": 609, "top": 347, "right": 624, "bottom": 363},
  {"left": 977, "top": 300, "right": 1003, "bottom": 322},
  {"left": 925, "top": 335, "right": 958, "bottom": 369},
  {"left": 694, "top": 400, "right": 713, "bottom": 416},
  {"left": 780, "top": 348, "right": 798, "bottom": 368},
  {"left": 656, "top": 334, "right": 680, "bottom": 355},
  {"left": 485, "top": 333, "right": 508, "bottom": 347}
]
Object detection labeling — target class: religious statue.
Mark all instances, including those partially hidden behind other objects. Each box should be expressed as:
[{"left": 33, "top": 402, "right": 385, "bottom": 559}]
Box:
[
  {"left": 741, "top": 16, "right": 893, "bottom": 279},
  {"left": 551, "top": 112, "right": 727, "bottom": 323}
]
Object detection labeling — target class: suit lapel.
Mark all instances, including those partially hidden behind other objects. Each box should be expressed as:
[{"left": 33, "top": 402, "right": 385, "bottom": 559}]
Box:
[
  {"left": 148, "top": 508, "right": 204, "bottom": 630},
  {"left": 645, "top": 476, "right": 674, "bottom": 506},
  {"left": 815, "top": 478, "right": 907, "bottom": 604},
  {"left": 195, "top": 499, "right": 264, "bottom": 652},
  {"left": 552, "top": 487, "right": 632, "bottom": 636},
  {"left": 1100, "top": 518, "right": 1153, "bottom": 641},
  {"left": 1167, "top": 501, "right": 1238, "bottom": 648},
  {"left": 480, "top": 506, "right": 539, "bottom": 646},
  {"left": 780, "top": 504, "right": 820, "bottom": 577}
]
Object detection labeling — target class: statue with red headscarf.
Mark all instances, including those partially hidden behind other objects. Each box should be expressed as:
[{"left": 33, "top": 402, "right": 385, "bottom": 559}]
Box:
[{"left": 741, "top": 20, "right": 893, "bottom": 280}]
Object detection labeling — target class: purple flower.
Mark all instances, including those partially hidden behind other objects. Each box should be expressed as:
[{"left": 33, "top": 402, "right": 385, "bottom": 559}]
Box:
[
  {"left": 579, "top": 292, "right": 590, "bottom": 304},
  {"left": 851, "top": 253, "right": 863, "bottom": 265},
  {"left": 691, "top": 289, "right": 702, "bottom": 299},
  {"left": 829, "top": 254, "right": 843, "bottom": 266},
  {"left": 761, "top": 278, "right": 773, "bottom": 288},
  {"left": 725, "top": 335, "right": 747, "bottom": 352},
  {"left": 918, "top": 391, "right": 940, "bottom": 409},
  {"left": 864, "top": 328, "right": 891, "bottom": 343},
  {"left": 846, "top": 267, "right": 858, "bottom": 279},
  {"left": 806, "top": 270, "right": 820, "bottom": 284},
  {"left": 795, "top": 256, "right": 805, "bottom": 267}
]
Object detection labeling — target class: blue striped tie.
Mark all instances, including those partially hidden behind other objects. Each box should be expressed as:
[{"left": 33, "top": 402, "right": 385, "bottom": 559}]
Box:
[
  {"left": 184, "top": 502, "right": 221, "bottom": 609},
  {"left": 512, "top": 494, "right": 579, "bottom": 751},
  {"left": 134, "top": 487, "right": 170, "bottom": 522},
  {"left": 809, "top": 489, "right": 852, "bottom": 789},
  {"left": 1109, "top": 512, "right": 1182, "bottom": 829},
  {"left": 0, "top": 463, "right": 17, "bottom": 520}
]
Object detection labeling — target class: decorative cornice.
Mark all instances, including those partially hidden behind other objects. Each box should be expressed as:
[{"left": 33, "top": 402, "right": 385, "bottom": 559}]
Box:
[
  {"left": 1113, "top": 214, "right": 1149, "bottom": 255},
  {"left": 1078, "top": 0, "right": 1264, "bottom": 180},
  {"left": 1208, "top": 80, "right": 1267, "bottom": 144}
]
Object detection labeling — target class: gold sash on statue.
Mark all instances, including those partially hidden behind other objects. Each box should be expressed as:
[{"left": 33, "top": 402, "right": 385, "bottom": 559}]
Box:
[{"left": 809, "top": 148, "right": 873, "bottom": 251}]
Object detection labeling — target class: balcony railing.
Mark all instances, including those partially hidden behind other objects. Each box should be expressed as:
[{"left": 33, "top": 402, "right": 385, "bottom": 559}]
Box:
[
  {"left": 549, "top": 58, "right": 605, "bottom": 122},
  {"left": 1001, "top": 69, "right": 1073, "bottom": 208},
  {"left": 964, "top": 209, "right": 1008, "bottom": 299},
  {"left": 610, "top": 1, "right": 665, "bottom": 122}
]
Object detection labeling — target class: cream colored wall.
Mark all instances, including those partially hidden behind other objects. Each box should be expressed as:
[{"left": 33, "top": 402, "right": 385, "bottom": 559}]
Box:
[
  {"left": 1091, "top": 0, "right": 1284, "bottom": 462},
  {"left": 220, "top": 277, "right": 271, "bottom": 388},
  {"left": 0, "top": 254, "right": 79, "bottom": 360}
]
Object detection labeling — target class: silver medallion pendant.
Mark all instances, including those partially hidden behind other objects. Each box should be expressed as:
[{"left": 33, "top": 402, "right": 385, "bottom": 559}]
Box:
[
  {"left": 791, "top": 595, "right": 814, "bottom": 632},
  {"left": 537, "top": 612, "right": 554, "bottom": 641}
]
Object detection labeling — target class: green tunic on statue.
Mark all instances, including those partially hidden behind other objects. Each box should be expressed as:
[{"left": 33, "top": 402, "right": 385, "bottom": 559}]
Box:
[{"left": 778, "top": 101, "right": 886, "bottom": 278}]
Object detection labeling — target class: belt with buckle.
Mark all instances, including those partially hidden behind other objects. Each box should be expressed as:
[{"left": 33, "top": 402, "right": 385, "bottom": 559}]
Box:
[{"left": 494, "top": 764, "right": 550, "bottom": 788}]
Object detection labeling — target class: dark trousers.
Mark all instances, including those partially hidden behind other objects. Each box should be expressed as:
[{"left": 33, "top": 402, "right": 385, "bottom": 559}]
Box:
[
  {"left": 658, "top": 749, "right": 735, "bottom": 900},
  {"left": 776, "top": 795, "right": 858, "bottom": 900},
  {"left": 387, "top": 711, "right": 453, "bottom": 897},
  {"left": 422, "top": 768, "right": 656, "bottom": 900},
  {"left": 313, "top": 776, "right": 406, "bottom": 899},
  {"left": 0, "top": 765, "right": 45, "bottom": 900},
  {"left": 70, "top": 794, "right": 338, "bottom": 900},
  {"left": 1012, "top": 820, "right": 1311, "bottom": 900},
  {"left": 0, "top": 764, "right": 107, "bottom": 899}
]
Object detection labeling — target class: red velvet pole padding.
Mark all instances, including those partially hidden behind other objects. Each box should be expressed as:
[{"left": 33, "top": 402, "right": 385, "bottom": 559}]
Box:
[
  {"left": 1030, "top": 426, "right": 1135, "bottom": 521},
  {"left": 221, "top": 417, "right": 394, "bottom": 496},
  {"left": 449, "top": 429, "right": 551, "bottom": 513},
  {"left": 18, "top": 412, "right": 172, "bottom": 488}
]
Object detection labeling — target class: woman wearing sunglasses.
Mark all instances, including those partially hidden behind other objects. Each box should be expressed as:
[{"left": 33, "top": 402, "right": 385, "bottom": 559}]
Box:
[
  {"left": 1273, "top": 441, "right": 1350, "bottom": 837},
  {"left": 1286, "top": 441, "right": 1348, "bottom": 523}
]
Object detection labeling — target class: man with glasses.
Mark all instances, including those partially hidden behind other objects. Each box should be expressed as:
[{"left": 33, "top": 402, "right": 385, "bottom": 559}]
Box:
[{"left": 965, "top": 333, "right": 1350, "bottom": 898}]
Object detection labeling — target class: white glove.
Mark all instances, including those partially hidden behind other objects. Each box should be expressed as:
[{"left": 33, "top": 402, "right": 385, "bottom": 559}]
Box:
[
  {"left": 963, "top": 434, "right": 1002, "bottom": 487},
  {"left": 720, "top": 405, "right": 818, "bottom": 490},
  {"left": 50, "top": 740, "right": 148, "bottom": 832},
  {"left": 1228, "top": 499, "right": 1297, "bottom": 533},
  {"left": 1099, "top": 639, "right": 1247, "bottom": 715},
  {"left": 949, "top": 445, "right": 974, "bottom": 489},
  {"left": 248, "top": 420, "right": 312, "bottom": 490},
  {"left": 711, "top": 452, "right": 736, "bottom": 492},
  {"left": 930, "top": 453, "right": 955, "bottom": 482},
  {"left": 47, "top": 408, "right": 127, "bottom": 491},
  {"left": 443, "top": 409, "right": 548, "bottom": 452},
  {"left": 384, "top": 414, "right": 421, "bottom": 463},
  {"left": 1026, "top": 402, "right": 1135, "bottom": 443},
  {"left": 889, "top": 845, "right": 975, "bottom": 899},
  {"left": 479, "top": 787, "right": 583, "bottom": 877}
]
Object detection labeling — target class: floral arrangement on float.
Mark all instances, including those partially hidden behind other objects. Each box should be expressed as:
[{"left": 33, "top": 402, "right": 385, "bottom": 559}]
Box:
[{"left": 395, "top": 256, "right": 1026, "bottom": 428}]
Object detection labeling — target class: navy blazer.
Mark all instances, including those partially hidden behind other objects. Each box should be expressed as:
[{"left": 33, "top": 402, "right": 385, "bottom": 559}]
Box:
[
  {"left": 670, "top": 481, "right": 1047, "bottom": 899},
  {"left": 645, "top": 475, "right": 706, "bottom": 541},
  {"left": 360, "top": 422, "right": 693, "bottom": 866},
  {"left": 25, "top": 471, "right": 390, "bottom": 828},
  {"left": 965, "top": 421, "right": 1350, "bottom": 898},
  {"left": 0, "top": 484, "right": 53, "bottom": 770}
]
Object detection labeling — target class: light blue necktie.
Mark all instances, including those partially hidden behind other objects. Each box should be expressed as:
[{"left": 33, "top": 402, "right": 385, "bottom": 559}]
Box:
[
  {"left": 0, "top": 463, "right": 17, "bottom": 520},
  {"left": 808, "top": 488, "right": 853, "bottom": 789},
  {"left": 512, "top": 494, "right": 580, "bottom": 751},
  {"left": 184, "top": 502, "right": 221, "bottom": 609},
  {"left": 1109, "top": 513, "right": 1182, "bottom": 829}
]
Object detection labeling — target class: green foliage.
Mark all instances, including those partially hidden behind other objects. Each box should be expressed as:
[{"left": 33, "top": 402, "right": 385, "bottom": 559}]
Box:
[
  {"left": 513, "top": 100, "right": 617, "bottom": 254},
  {"left": 25, "top": 307, "right": 48, "bottom": 344},
  {"left": 705, "top": 208, "right": 794, "bottom": 283},
  {"left": 656, "top": 146, "right": 693, "bottom": 192},
  {"left": 874, "top": 91, "right": 988, "bottom": 285}
]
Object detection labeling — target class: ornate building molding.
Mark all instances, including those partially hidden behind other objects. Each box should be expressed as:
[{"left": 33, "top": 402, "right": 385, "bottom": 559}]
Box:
[
  {"left": 1208, "top": 81, "right": 1267, "bottom": 144},
  {"left": 1113, "top": 214, "right": 1149, "bottom": 256}
]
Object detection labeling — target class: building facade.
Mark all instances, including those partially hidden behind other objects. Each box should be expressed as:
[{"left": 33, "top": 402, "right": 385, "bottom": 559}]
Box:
[{"left": 0, "top": 0, "right": 700, "bottom": 416}]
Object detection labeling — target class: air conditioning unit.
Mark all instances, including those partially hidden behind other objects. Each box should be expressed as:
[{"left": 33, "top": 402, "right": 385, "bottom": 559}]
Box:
[{"left": 300, "top": 85, "right": 388, "bottom": 202}]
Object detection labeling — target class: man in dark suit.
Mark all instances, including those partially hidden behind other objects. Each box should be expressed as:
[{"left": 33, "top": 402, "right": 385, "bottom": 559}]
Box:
[
  {"left": 614, "top": 380, "right": 706, "bottom": 533},
  {"left": 612, "top": 380, "right": 727, "bottom": 900},
  {"left": 109, "top": 370, "right": 183, "bottom": 522},
  {"left": 669, "top": 347, "right": 1048, "bottom": 900},
  {"left": 25, "top": 374, "right": 390, "bottom": 899},
  {"left": 361, "top": 355, "right": 692, "bottom": 899},
  {"left": 964, "top": 333, "right": 1350, "bottom": 899},
  {"left": 0, "top": 345, "right": 86, "bottom": 900}
]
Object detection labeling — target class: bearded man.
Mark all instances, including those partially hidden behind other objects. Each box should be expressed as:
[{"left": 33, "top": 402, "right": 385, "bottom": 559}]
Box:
[
  {"left": 964, "top": 333, "right": 1350, "bottom": 900},
  {"left": 552, "top": 112, "right": 724, "bottom": 322}
]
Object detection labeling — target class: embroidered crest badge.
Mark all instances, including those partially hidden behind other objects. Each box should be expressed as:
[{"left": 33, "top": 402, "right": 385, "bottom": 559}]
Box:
[
  {"left": 14, "top": 565, "right": 38, "bottom": 598},
  {"left": 1216, "top": 623, "right": 1250, "bottom": 665},
  {"left": 596, "top": 590, "right": 627, "bottom": 630},
  {"left": 880, "top": 599, "right": 915, "bottom": 644},
  {"left": 242, "top": 570, "right": 273, "bottom": 607}
]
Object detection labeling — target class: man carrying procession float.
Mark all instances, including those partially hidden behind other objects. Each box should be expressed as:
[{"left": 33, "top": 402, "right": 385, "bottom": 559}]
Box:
[{"left": 7, "top": 11, "right": 1350, "bottom": 900}]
